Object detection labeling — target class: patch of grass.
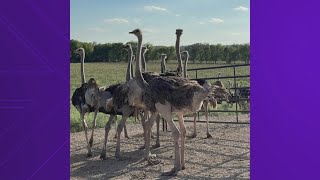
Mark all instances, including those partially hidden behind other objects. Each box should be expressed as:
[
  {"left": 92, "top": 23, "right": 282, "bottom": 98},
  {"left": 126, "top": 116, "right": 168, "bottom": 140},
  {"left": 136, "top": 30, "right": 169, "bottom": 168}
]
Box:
[{"left": 70, "top": 61, "right": 250, "bottom": 132}]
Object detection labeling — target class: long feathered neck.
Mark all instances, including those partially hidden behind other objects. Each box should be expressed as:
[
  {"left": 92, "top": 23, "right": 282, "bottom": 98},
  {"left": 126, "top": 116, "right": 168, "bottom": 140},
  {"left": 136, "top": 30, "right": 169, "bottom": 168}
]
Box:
[
  {"left": 142, "top": 49, "right": 147, "bottom": 72},
  {"left": 160, "top": 55, "right": 166, "bottom": 73},
  {"left": 80, "top": 50, "right": 86, "bottom": 84},
  {"left": 176, "top": 35, "right": 183, "bottom": 76},
  {"left": 135, "top": 36, "right": 148, "bottom": 88},
  {"left": 126, "top": 49, "right": 132, "bottom": 82},
  {"left": 130, "top": 55, "right": 134, "bottom": 78},
  {"left": 183, "top": 52, "right": 189, "bottom": 78}
]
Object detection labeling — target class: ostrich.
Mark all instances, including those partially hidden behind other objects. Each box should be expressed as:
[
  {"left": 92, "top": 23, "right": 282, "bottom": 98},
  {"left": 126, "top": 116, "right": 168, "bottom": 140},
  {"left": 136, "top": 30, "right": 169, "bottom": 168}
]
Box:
[
  {"left": 71, "top": 47, "right": 131, "bottom": 157},
  {"left": 227, "top": 80, "right": 233, "bottom": 94},
  {"left": 128, "top": 29, "right": 229, "bottom": 176},
  {"left": 71, "top": 48, "right": 113, "bottom": 156},
  {"left": 181, "top": 51, "right": 189, "bottom": 78},
  {"left": 71, "top": 48, "right": 96, "bottom": 156},
  {"left": 127, "top": 52, "right": 142, "bottom": 123},
  {"left": 235, "top": 82, "right": 250, "bottom": 110},
  {"left": 181, "top": 50, "right": 219, "bottom": 138},
  {"left": 101, "top": 43, "right": 155, "bottom": 159},
  {"left": 160, "top": 53, "right": 167, "bottom": 73}
]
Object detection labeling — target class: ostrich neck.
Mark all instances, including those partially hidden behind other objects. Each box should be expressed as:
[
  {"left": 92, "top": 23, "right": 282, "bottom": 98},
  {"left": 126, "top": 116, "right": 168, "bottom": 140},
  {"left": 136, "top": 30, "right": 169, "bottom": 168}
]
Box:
[
  {"left": 142, "top": 51, "right": 146, "bottom": 72},
  {"left": 135, "top": 36, "right": 147, "bottom": 88},
  {"left": 183, "top": 54, "right": 189, "bottom": 78},
  {"left": 130, "top": 58, "right": 134, "bottom": 78},
  {"left": 163, "top": 58, "right": 166, "bottom": 72},
  {"left": 176, "top": 35, "right": 183, "bottom": 76},
  {"left": 80, "top": 53, "right": 86, "bottom": 84},
  {"left": 126, "top": 50, "right": 132, "bottom": 82},
  {"left": 160, "top": 56, "right": 166, "bottom": 73}
]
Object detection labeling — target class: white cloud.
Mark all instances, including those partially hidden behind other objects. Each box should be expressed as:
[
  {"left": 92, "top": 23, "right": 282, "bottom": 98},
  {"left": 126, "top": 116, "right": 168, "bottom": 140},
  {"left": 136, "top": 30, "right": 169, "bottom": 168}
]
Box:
[
  {"left": 144, "top": 5, "right": 167, "bottom": 12},
  {"left": 175, "top": 14, "right": 181, "bottom": 17},
  {"left": 87, "top": 27, "right": 105, "bottom": 32},
  {"left": 231, "top": 32, "right": 241, "bottom": 36},
  {"left": 208, "top": 18, "right": 224, "bottom": 24},
  {"left": 234, "top": 6, "right": 249, "bottom": 12},
  {"left": 104, "top": 18, "right": 129, "bottom": 24},
  {"left": 199, "top": 22, "right": 206, "bottom": 25}
]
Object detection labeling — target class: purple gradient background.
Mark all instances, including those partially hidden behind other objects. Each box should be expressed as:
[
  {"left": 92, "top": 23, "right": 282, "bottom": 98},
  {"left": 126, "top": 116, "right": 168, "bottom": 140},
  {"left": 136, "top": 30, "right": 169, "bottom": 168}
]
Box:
[
  {"left": 1, "top": 0, "right": 320, "bottom": 179},
  {"left": 251, "top": 1, "right": 320, "bottom": 179},
  {"left": 0, "top": 0, "right": 69, "bottom": 179}
]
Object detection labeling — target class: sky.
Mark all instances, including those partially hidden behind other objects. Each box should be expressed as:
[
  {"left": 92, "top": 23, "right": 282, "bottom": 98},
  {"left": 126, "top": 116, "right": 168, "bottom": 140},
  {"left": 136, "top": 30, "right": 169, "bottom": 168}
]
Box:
[{"left": 71, "top": 0, "right": 250, "bottom": 46}]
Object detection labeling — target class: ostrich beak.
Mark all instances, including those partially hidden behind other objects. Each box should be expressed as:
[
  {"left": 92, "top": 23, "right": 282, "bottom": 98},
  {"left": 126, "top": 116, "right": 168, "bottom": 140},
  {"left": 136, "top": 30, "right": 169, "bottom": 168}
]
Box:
[{"left": 129, "top": 31, "right": 134, "bottom": 34}]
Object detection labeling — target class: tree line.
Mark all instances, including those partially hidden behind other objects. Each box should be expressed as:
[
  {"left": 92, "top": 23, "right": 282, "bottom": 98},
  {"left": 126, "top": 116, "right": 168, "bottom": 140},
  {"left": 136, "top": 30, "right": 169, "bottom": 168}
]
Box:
[{"left": 70, "top": 39, "right": 250, "bottom": 64}]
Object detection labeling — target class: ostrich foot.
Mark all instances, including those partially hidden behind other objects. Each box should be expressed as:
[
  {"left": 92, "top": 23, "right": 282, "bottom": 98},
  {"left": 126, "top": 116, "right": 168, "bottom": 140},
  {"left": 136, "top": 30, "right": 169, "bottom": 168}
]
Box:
[
  {"left": 162, "top": 167, "right": 180, "bottom": 176},
  {"left": 86, "top": 151, "right": 93, "bottom": 157},
  {"left": 189, "top": 133, "right": 197, "bottom": 138},
  {"left": 100, "top": 153, "right": 107, "bottom": 160},
  {"left": 152, "top": 143, "right": 160, "bottom": 149},
  {"left": 139, "top": 145, "right": 145, "bottom": 150},
  {"left": 206, "top": 132, "right": 213, "bottom": 138},
  {"left": 125, "top": 135, "right": 131, "bottom": 139},
  {"left": 115, "top": 151, "right": 121, "bottom": 159}
]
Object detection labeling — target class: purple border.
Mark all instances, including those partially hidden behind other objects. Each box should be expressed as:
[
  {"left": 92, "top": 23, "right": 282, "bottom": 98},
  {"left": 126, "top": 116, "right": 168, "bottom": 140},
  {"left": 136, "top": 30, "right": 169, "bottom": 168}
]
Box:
[
  {"left": 1, "top": 0, "right": 320, "bottom": 179},
  {"left": 251, "top": 1, "right": 320, "bottom": 179},
  {"left": 0, "top": 0, "right": 69, "bottom": 179}
]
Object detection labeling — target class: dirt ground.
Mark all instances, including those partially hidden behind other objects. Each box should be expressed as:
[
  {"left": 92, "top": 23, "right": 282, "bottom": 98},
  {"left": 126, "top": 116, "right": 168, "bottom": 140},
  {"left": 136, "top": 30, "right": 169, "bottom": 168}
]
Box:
[{"left": 70, "top": 115, "right": 250, "bottom": 179}]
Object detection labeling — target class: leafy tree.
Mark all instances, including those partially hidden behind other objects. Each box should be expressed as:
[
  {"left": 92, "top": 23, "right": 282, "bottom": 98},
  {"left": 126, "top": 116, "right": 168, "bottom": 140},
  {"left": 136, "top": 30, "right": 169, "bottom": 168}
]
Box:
[{"left": 70, "top": 40, "right": 250, "bottom": 64}]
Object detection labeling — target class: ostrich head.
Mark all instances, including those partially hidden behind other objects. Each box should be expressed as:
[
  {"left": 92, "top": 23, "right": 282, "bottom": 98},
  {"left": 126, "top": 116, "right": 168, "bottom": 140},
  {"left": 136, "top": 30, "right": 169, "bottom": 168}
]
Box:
[
  {"left": 74, "top": 48, "right": 85, "bottom": 56},
  {"left": 181, "top": 51, "right": 189, "bottom": 56},
  {"left": 176, "top": 29, "right": 183, "bottom": 36},
  {"left": 129, "top": 29, "right": 143, "bottom": 38},
  {"left": 212, "top": 80, "right": 225, "bottom": 88},
  {"left": 142, "top": 46, "right": 149, "bottom": 53},
  {"left": 161, "top": 53, "right": 167, "bottom": 59},
  {"left": 124, "top": 43, "right": 131, "bottom": 50}
]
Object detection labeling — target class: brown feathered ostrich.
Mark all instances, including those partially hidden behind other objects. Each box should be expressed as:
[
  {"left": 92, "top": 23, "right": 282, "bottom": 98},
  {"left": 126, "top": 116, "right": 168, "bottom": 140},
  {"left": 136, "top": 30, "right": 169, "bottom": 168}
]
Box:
[
  {"left": 99, "top": 43, "right": 145, "bottom": 159},
  {"left": 72, "top": 48, "right": 119, "bottom": 157},
  {"left": 128, "top": 28, "right": 229, "bottom": 176},
  {"left": 71, "top": 45, "right": 133, "bottom": 157},
  {"left": 124, "top": 44, "right": 180, "bottom": 149},
  {"left": 181, "top": 50, "right": 219, "bottom": 138}
]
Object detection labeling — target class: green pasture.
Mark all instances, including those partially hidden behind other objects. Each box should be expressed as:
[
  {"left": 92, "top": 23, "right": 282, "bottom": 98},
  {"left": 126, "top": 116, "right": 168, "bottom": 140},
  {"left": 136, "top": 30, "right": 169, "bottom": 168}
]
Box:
[{"left": 70, "top": 61, "right": 250, "bottom": 132}]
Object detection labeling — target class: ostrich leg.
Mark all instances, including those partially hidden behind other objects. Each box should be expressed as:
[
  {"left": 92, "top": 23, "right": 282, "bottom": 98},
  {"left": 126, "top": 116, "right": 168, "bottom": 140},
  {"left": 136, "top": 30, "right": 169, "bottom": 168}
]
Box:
[
  {"left": 100, "top": 115, "right": 115, "bottom": 160},
  {"left": 89, "top": 110, "right": 98, "bottom": 147}
]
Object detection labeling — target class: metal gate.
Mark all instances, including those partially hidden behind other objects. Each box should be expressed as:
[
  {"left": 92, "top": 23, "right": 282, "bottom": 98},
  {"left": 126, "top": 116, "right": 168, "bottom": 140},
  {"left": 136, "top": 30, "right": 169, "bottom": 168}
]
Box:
[{"left": 163, "top": 64, "right": 250, "bottom": 131}]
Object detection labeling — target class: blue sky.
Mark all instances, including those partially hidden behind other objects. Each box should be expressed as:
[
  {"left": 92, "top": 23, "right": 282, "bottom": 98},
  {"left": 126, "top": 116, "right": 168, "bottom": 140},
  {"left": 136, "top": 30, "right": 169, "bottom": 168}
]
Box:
[{"left": 71, "top": 0, "right": 250, "bottom": 46}]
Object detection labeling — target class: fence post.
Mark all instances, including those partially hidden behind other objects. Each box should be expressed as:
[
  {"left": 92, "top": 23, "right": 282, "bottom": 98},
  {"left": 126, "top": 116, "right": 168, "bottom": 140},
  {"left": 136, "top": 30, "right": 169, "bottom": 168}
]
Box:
[
  {"left": 233, "top": 66, "right": 239, "bottom": 123},
  {"left": 196, "top": 70, "right": 198, "bottom": 79}
]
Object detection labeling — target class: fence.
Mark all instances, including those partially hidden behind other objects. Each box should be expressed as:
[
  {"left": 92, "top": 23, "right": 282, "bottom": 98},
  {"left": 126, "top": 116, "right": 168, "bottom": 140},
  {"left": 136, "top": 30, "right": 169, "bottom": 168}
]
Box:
[{"left": 163, "top": 64, "right": 250, "bottom": 131}]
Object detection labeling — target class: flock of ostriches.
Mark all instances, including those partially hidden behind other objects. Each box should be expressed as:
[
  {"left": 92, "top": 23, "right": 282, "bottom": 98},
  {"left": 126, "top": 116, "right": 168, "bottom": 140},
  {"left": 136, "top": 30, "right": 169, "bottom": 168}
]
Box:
[{"left": 71, "top": 29, "right": 248, "bottom": 176}]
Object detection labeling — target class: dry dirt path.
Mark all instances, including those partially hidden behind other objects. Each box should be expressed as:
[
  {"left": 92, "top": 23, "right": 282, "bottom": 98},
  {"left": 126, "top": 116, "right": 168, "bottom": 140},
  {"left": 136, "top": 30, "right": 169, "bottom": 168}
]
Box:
[{"left": 71, "top": 120, "right": 250, "bottom": 179}]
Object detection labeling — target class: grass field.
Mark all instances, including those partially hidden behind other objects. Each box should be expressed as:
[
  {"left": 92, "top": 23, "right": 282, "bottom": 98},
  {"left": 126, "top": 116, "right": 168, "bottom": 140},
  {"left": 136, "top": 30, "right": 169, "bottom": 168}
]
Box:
[{"left": 70, "top": 61, "right": 250, "bottom": 132}]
